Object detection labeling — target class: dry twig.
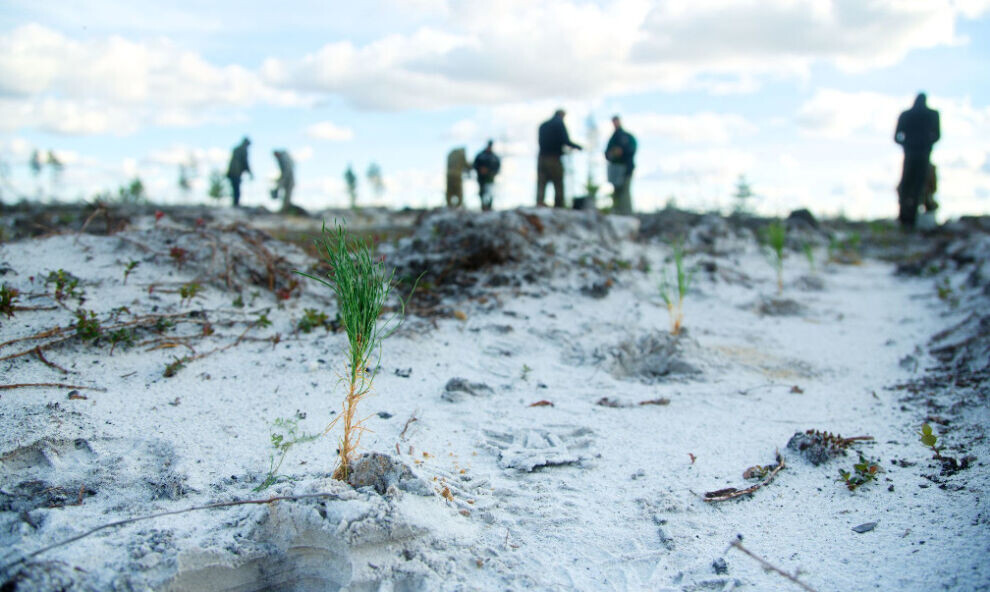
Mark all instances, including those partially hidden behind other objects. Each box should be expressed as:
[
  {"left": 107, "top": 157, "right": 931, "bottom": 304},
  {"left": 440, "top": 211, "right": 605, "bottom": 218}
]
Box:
[
  {"left": 704, "top": 451, "right": 785, "bottom": 502},
  {"left": 728, "top": 538, "right": 819, "bottom": 592},
  {"left": 0, "top": 383, "right": 106, "bottom": 392}
]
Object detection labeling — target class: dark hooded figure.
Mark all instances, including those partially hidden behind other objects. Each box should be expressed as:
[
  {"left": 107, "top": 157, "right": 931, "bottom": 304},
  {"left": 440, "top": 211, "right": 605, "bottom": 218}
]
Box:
[
  {"left": 537, "top": 109, "right": 582, "bottom": 207},
  {"left": 473, "top": 140, "right": 501, "bottom": 211},
  {"left": 894, "top": 93, "right": 940, "bottom": 229},
  {"left": 226, "top": 137, "right": 253, "bottom": 207}
]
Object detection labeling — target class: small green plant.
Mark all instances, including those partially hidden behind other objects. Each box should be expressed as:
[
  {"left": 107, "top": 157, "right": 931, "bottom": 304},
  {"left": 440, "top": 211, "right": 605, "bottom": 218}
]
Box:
[
  {"left": 232, "top": 293, "right": 244, "bottom": 308},
  {"left": 123, "top": 260, "right": 139, "bottom": 284},
  {"left": 46, "top": 269, "right": 83, "bottom": 302},
  {"left": 802, "top": 243, "right": 816, "bottom": 274},
  {"left": 74, "top": 309, "right": 101, "bottom": 342},
  {"left": 108, "top": 327, "right": 135, "bottom": 354},
  {"left": 521, "top": 364, "right": 532, "bottom": 381},
  {"left": 163, "top": 356, "right": 188, "bottom": 378},
  {"left": 837, "top": 454, "right": 882, "bottom": 491},
  {"left": 935, "top": 277, "right": 958, "bottom": 307},
  {"left": 255, "top": 310, "right": 272, "bottom": 328},
  {"left": 178, "top": 282, "right": 202, "bottom": 306},
  {"left": 919, "top": 423, "right": 943, "bottom": 459},
  {"left": 169, "top": 247, "right": 189, "bottom": 268},
  {"left": 297, "top": 308, "right": 331, "bottom": 333},
  {"left": 155, "top": 317, "right": 175, "bottom": 333},
  {"left": 297, "top": 222, "right": 401, "bottom": 481},
  {"left": 658, "top": 241, "right": 691, "bottom": 335},
  {"left": 763, "top": 221, "right": 786, "bottom": 294},
  {"left": 254, "top": 416, "right": 319, "bottom": 492},
  {"left": 1, "top": 284, "right": 19, "bottom": 318}
]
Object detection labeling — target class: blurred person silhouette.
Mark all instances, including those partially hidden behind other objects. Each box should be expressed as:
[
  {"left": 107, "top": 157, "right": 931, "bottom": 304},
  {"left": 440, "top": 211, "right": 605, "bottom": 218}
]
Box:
[
  {"left": 537, "top": 109, "right": 582, "bottom": 208},
  {"left": 604, "top": 115, "right": 637, "bottom": 215},
  {"left": 894, "top": 93, "right": 940, "bottom": 229},
  {"left": 226, "top": 137, "right": 253, "bottom": 207},
  {"left": 445, "top": 147, "right": 470, "bottom": 208},
  {"left": 270, "top": 149, "right": 295, "bottom": 213},
  {"left": 345, "top": 165, "right": 358, "bottom": 208},
  {"left": 473, "top": 140, "right": 501, "bottom": 211}
]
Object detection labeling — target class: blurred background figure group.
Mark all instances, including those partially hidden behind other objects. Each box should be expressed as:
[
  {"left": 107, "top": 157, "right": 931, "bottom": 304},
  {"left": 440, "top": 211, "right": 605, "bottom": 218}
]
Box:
[
  {"left": 605, "top": 115, "right": 637, "bottom": 215},
  {"left": 536, "top": 109, "right": 582, "bottom": 208},
  {"left": 473, "top": 140, "right": 501, "bottom": 211},
  {"left": 894, "top": 93, "right": 940, "bottom": 230}
]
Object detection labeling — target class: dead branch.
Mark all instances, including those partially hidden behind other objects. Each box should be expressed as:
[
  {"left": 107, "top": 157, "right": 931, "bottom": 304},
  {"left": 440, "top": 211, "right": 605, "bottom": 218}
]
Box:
[
  {"left": 0, "top": 383, "right": 106, "bottom": 392},
  {"left": 728, "top": 538, "right": 819, "bottom": 592},
  {"left": 704, "top": 452, "right": 785, "bottom": 502},
  {"left": 400, "top": 412, "right": 419, "bottom": 440},
  {"left": 0, "top": 492, "right": 344, "bottom": 572},
  {"left": 33, "top": 347, "right": 71, "bottom": 374}
]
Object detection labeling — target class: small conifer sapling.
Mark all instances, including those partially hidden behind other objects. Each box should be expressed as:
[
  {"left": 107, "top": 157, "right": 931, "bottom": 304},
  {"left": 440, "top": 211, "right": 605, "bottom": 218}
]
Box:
[{"left": 298, "top": 222, "right": 398, "bottom": 481}]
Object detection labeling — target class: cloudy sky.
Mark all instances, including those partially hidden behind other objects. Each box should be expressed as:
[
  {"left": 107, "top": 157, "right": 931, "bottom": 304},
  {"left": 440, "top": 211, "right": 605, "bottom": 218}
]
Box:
[{"left": 1, "top": 0, "right": 988, "bottom": 219}]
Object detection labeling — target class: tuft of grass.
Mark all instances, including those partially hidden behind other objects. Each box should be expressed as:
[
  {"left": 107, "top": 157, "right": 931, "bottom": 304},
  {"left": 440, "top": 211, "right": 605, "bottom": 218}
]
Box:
[
  {"left": 297, "top": 222, "right": 401, "bottom": 481},
  {"left": 178, "top": 282, "right": 202, "bottom": 306},
  {"left": 108, "top": 327, "right": 135, "bottom": 354},
  {"left": 74, "top": 309, "right": 102, "bottom": 342},
  {"left": 658, "top": 241, "right": 692, "bottom": 335},
  {"left": 763, "top": 221, "right": 787, "bottom": 294},
  {"left": 46, "top": 269, "right": 83, "bottom": 302},
  {"left": 297, "top": 308, "right": 332, "bottom": 333},
  {"left": 1, "top": 284, "right": 19, "bottom": 318},
  {"left": 802, "top": 243, "right": 816, "bottom": 274}
]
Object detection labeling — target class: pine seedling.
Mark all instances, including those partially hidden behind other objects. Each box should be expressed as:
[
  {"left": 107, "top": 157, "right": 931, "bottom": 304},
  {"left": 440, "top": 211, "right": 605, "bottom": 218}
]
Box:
[
  {"left": 763, "top": 221, "right": 786, "bottom": 294},
  {"left": 658, "top": 241, "right": 691, "bottom": 335},
  {"left": 298, "top": 222, "right": 399, "bottom": 481}
]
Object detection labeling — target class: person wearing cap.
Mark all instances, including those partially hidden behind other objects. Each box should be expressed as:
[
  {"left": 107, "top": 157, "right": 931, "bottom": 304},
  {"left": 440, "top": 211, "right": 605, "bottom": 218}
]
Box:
[
  {"left": 226, "top": 137, "right": 253, "bottom": 207},
  {"left": 473, "top": 140, "right": 501, "bottom": 211},
  {"left": 604, "top": 115, "right": 637, "bottom": 215}
]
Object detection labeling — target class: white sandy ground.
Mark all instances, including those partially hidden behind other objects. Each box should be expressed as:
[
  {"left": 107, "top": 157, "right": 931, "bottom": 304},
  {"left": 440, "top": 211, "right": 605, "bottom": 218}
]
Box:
[{"left": 0, "top": 208, "right": 988, "bottom": 591}]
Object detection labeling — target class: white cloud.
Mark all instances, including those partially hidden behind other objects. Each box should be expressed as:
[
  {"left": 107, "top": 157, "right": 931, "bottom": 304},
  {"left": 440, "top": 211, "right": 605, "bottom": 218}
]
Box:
[
  {"left": 258, "top": 0, "right": 973, "bottom": 110},
  {"left": 626, "top": 112, "right": 757, "bottom": 144},
  {"left": 0, "top": 24, "right": 311, "bottom": 135},
  {"left": 796, "top": 89, "right": 904, "bottom": 139},
  {"left": 305, "top": 121, "right": 354, "bottom": 141}
]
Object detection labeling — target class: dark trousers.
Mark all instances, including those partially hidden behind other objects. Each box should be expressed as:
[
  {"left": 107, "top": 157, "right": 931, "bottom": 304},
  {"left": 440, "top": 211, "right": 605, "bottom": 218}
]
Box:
[
  {"left": 229, "top": 177, "right": 242, "bottom": 207},
  {"left": 898, "top": 151, "right": 929, "bottom": 229},
  {"left": 537, "top": 155, "right": 565, "bottom": 207},
  {"left": 479, "top": 180, "right": 494, "bottom": 211}
]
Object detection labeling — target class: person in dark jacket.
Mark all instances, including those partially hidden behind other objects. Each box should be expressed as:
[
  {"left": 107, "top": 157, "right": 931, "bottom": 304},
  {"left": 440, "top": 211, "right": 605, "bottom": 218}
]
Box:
[
  {"left": 604, "top": 115, "right": 637, "bottom": 215},
  {"left": 473, "top": 140, "right": 501, "bottom": 211},
  {"left": 226, "top": 137, "right": 252, "bottom": 207},
  {"left": 894, "top": 93, "right": 940, "bottom": 229},
  {"left": 537, "top": 109, "right": 582, "bottom": 207}
]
